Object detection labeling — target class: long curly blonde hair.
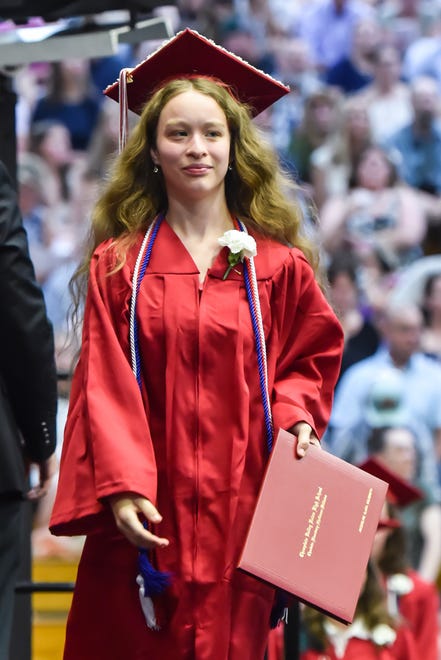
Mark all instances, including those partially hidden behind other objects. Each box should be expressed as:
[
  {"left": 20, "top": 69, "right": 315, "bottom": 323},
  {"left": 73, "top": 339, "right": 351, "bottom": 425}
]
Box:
[{"left": 73, "top": 76, "right": 319, "bottom": 303}]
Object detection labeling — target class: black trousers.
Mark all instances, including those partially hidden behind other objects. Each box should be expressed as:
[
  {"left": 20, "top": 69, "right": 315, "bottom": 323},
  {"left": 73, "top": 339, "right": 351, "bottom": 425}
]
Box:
[{"left": 0, "top": 498, "right": 22, "bottom": 659}]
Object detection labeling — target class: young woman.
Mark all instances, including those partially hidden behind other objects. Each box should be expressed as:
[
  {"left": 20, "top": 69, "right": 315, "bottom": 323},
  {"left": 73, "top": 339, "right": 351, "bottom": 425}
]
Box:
[{"left": 50, "top": 30, "right": 343, "bottom": 660}]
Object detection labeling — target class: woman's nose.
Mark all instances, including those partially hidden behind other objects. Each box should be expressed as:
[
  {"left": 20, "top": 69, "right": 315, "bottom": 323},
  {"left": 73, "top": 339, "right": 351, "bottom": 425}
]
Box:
[{"left": 186, "top": 133, "right": 207, "bottom": 157}]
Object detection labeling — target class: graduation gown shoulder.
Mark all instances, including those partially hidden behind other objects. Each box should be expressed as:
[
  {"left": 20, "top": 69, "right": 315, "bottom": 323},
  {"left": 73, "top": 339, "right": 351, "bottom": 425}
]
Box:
[{"left": 397, "top": 569, "right": 440, "bottom": 660}]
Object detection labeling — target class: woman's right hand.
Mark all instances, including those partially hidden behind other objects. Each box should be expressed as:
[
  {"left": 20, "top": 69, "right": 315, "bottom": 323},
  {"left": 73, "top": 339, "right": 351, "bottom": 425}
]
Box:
[{"left": 109, "top": 492, "right": 170, "bottom": 550}]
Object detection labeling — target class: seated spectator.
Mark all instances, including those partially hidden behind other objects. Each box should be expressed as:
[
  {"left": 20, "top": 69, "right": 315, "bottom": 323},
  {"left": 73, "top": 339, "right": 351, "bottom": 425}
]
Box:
[
  {"left": 387, "top": 254, "right": 441, "bottom": 343},
  {"left": 354, "top": 43, "right": 413, "bottom": 143},
  {"left": 366, "top": 428, "right": 441, "bottom": 583},
  {"left": 86, "top": 98, "right": 136, "bottom": 180},
  {"left": 310, "top": 95, "right": 373, "bottom": 208},
  {"left": 14, "top": 61, "right": 51, "bottom": 154},
  {"left": 219, "top": 19, "right": 274, "bottom": 73},
  {"left": 269, "top": 37, "right": 322, "bottom": 157},
  {"left": 384, "top": 75, "right": 441, "bottom": 199},
  {"left": 266, "top": 0, "right": 304, "bottom": 36},
  {"left": 31, "top": 58, "right": 102, "bottom": 152},
  {"left": 16, "top": 152, "right": 68, "bottom": 285},
  {"left": 377, "top": 0, "right": 424, "bottom": 56},
  {"left": 300, "top": 560, "right": 418, "bottom": 659},
  {"left": 325, "top": 17, "right": 379, "bottom": 94},
  {"left": 327, "top": 303, "right": 441, "bottom": 489},
  {"left": 28, "top": 119, "right": 78, "bottom": 204},
  {"left": 296, "top": 0, "right": 375, "bottom": 73},
  {"left": 177, "top": 0, "right": 223, "bottom": 36},
  {"left": 326, "top": 251, "right": 380, "bottom": 380},
  {"left": 319, "top": 145, "right": 427, "bottom": 270},
  {"left": 286, "top": 86, "right": 342, "bottom": 185},
  {"left": 401, "top": 6, "right": 441, "bottom": 90}
]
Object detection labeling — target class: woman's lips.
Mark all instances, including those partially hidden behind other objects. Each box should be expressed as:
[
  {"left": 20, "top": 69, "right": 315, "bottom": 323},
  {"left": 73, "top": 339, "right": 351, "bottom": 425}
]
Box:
[{"left": 183, "top": 165, "right": 212, "bottom": 175}]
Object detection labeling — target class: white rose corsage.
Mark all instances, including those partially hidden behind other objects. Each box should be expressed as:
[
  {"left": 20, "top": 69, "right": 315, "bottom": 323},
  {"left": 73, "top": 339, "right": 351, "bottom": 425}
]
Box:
[
  {"left": 218, "top": 229, "right": 257, "bottom": 280},
  {"left": 387, "top": 573, "right": 413, "bottom": 596},
  {"left": 371, "top": 624, "right": 397, "bottom": 647}
]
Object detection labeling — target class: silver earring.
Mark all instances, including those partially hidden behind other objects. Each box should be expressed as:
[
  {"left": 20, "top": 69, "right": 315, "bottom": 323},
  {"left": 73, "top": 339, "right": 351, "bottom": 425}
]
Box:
[
  {"left": 153, "top": 165, "right": 159, "bottom": 174},
  {"left": 228, "top": 163, "right": 233, "bottom": 171}
]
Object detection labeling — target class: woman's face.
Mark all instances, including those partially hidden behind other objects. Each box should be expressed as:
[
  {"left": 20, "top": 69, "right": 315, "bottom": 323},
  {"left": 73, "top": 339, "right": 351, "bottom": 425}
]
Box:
[
  {"left": 329, "top": 272, "right": 358, "bottom": 315},
  {"left": 356, "top": 148, "right": 391, "bottom": 190},
  {"left": 151, "top": 89, "right": 231, "bottom": 203},
  {"left": 39, "top": 124, "right": 72, "bottom": 166},
  {"left": 381, "top": 428, "right": 417, "bottom": 481}
]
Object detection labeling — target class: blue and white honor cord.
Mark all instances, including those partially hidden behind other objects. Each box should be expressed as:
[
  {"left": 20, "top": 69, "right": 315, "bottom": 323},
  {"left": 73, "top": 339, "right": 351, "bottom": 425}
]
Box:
[
  {"left": 129, "top": 215, "right": 273, "bottom": 628},
  {"left": 129, "top": 215, "right": 168, "bottom": 630},
  {"left": 236, "top": 218, "right": 273, "bottom": 453},
  {"left": 129, "top": 215, "right": 164, "bottom": 387}
]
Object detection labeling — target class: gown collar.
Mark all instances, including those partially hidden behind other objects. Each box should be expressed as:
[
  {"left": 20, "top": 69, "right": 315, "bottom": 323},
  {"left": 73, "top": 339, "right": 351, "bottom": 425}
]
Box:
[{"left": 146, "top": 218, "right": 244, "bottom": 280}]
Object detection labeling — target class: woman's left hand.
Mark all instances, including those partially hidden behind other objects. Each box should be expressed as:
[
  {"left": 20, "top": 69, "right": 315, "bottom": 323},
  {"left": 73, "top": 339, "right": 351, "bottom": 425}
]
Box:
[{"left": 290, "top": 422, "right": 320, "bottom": 458}]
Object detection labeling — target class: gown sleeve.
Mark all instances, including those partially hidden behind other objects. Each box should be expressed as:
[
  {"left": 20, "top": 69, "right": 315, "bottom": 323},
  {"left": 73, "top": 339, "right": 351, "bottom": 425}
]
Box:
[
  {"left": 390, "top": 624, "right": 419, "bottom": 660},
  {"left": 270, "top": 249, "right": 344, "bottom": 438},
  {"left": 400, "top": 571, "right": 440, "bottom": 660},
  {"left": 50, "top": 241, "right": 157, "bottom": 536}
]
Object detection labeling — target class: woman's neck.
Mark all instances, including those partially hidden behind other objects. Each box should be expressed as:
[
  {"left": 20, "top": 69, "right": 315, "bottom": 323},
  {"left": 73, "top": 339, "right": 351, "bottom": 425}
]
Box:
[{"left": 166, "top": 198, "right": 233, "bottom": 239}]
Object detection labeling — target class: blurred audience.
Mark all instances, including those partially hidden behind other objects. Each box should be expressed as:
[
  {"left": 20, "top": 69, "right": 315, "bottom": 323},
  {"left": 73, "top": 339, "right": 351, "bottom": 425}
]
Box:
[
  {"left": 269, "top": 37, "right": 322, "bottom": 157},
  {"left": 31, "top": 59, "right": 102, "bottom": 152},
  {"left": 384, "top": 75, "right": 441, "bottom": 203},
  {"left": 328, "top": 304, "right": 441, "bottom": 488},
  {"left": 401, "top": 6, "right": 441, "bottom": 90},
  {"left": 326, "top": 251, "right": 380, "bottom": 379},
  {"left": 325, "top": 16, "right": 379, "bottom": 93},
  {"left": 296, "top": 0, "right": 375, "bottom": 73},
  {"left": 319, "top": 145, "right": 427, "bottom": 272},
  {"left": 286, "top": 86, "right": 342, "bottom": 185},
  {"left": 85, "top": 99, "right": 131, "bottom": 180},
  {"left": 16, "top": 152, "right": 58, "bottom": 284},
  {"left": 28, "top": 119, "right": 78, "bottom": 205},
  {"left": 310, "top": 95, "right": 373, "bottom": 208},
  {"left": 354, "top": 43, "right": 413, "bottom": 143},
  {"left": 377, "top": 0, "right": 424, "bottom": 55}
]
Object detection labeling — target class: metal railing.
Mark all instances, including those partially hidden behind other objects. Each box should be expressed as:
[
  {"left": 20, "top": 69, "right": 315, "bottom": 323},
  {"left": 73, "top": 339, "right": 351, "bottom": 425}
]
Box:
[{"left": 15, "top": 581, "right": 75, "bottom": 594}]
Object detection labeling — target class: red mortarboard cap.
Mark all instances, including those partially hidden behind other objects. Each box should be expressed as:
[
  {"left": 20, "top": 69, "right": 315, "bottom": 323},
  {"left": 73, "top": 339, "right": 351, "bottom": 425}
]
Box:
[
  {"left": 358, "top": 457, "right": 423, "bottom": 507},
  {"left": 104, "top": 28, "right": 290, "bottom": 117},
  {"left": 377, "top": 517, "right": 401, "bottom": 530}
]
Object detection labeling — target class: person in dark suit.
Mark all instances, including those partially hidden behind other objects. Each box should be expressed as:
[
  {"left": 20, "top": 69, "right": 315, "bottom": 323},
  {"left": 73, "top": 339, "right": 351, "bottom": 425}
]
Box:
[{"left": 0, "top": 159, "right": 57, "bottom": 657}]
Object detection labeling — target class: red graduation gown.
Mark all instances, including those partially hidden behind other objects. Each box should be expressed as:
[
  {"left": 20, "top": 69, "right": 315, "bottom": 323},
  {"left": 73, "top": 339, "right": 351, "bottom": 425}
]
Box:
[
  {"left": 300, "top": 626, "right": 418, "bottom": 660},
  {"left": 50, "top": 221, "right": 343, "bottom": 659},
  {"left": 396, "top": 570, "right": 440, "bottom": 660}
]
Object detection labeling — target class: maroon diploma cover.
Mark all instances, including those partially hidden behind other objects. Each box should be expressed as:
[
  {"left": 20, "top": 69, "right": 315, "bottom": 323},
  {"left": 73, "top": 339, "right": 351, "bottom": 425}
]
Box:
[{"left": 238, "top": 428, "right": 388, "bottom": 623}]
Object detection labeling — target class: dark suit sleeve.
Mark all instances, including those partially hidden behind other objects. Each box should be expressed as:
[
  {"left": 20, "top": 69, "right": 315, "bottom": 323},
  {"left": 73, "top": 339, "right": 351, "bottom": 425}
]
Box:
[{"left": 0, "top": 160, "right": 57, "bottom": 461}]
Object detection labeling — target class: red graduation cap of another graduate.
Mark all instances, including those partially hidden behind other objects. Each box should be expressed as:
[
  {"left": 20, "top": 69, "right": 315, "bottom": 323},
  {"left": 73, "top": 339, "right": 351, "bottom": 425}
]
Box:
[
  {"left": 359, "top": 456, "right": 423, "bottom": 529},
  {"left": 359, "top": 457, "right": 423, "bottom": 507},
  {"left": 104, "top": 27, "right": 290, "bottom": 118}
]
